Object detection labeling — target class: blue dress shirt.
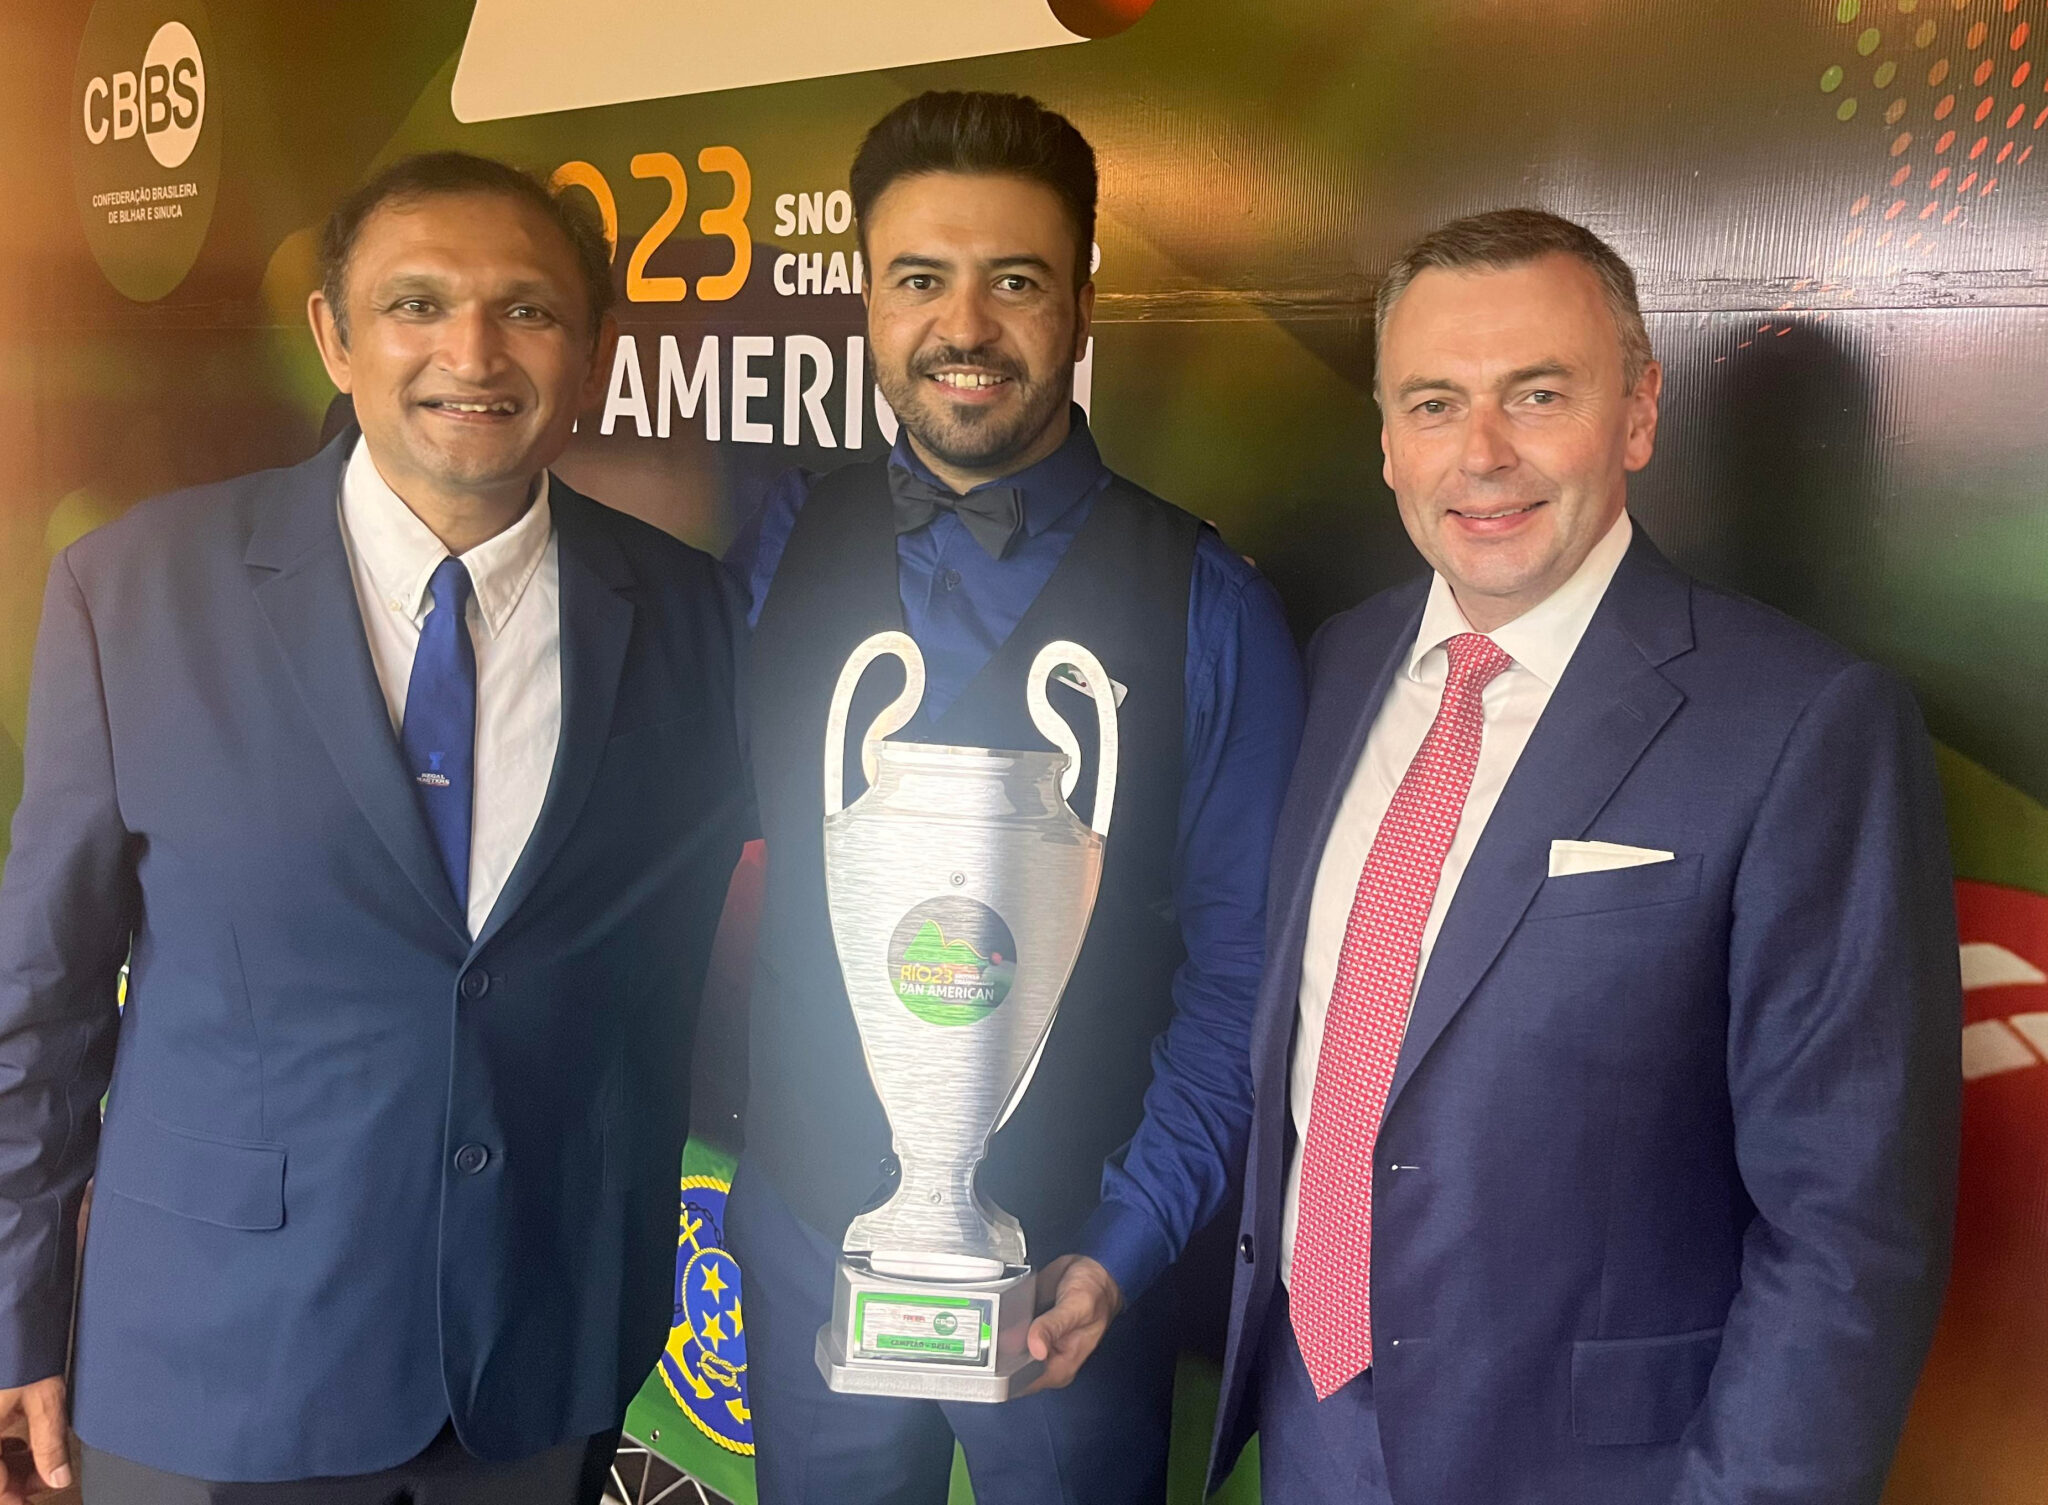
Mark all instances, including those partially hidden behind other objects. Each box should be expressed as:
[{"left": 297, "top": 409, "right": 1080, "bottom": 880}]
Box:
[{"left": 727, "top": 410, "right": 1305, "bottom": 1303}]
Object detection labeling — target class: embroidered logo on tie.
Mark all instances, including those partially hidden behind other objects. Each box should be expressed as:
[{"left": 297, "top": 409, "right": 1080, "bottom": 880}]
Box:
[{"left": 416, "top": 750, "right": 452, "bottom": 789}]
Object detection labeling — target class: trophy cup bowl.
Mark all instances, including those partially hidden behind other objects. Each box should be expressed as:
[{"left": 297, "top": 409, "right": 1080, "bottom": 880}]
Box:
[{"left": 813, "top": 631, "right": 1118, "bottom": 1402}]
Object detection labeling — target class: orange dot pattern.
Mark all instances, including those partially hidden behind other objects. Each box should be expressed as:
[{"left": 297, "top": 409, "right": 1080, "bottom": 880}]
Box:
[{"left": 1825, "top": 0, "right": 2044, "bottom": 242}]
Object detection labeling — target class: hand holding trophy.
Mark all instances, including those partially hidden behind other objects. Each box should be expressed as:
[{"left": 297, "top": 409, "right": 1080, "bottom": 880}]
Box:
[{"left": 813, "top": 631, "right": 1118, "bottom": 1401}]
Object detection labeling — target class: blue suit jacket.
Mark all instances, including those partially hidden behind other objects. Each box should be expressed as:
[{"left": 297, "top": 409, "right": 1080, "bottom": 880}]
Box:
[
  {"left": 0, "top": 434, "right": 750, "bottom": 1480},
  {"left": 1211, "top": 531, "right": 1960, "bottom": 1503}
]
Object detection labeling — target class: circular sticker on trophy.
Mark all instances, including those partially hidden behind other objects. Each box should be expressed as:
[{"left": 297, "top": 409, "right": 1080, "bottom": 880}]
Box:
[{"left": 887, "top": 897, "right": 1018, "bottom": 1026}]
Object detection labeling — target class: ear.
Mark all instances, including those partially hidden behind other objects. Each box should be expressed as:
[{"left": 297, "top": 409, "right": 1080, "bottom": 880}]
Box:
[
  {"left": 1073, "top": 280, "right": 1096, "bottom": 362},
  {"left": 1380, "top": 410, "right": 1395, "bottom": 491},
  {"left": 1623, "top": 359, "right": 1662, "bottom": 473},
  {"left": 580, "top": 311, "right": 621, "bottom": 410},
  {"left": 307, "top": 290, "right": 353, "bottom": 394}
]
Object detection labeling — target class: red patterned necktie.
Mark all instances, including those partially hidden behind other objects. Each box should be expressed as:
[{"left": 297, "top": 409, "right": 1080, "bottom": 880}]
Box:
[{"left": 1291, "top": 630, "right": 1513, "bottom": 1399}]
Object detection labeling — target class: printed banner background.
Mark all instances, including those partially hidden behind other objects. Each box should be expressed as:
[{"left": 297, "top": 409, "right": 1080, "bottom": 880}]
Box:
[{"left": 3, "top": 0, "right": 2045, "bottom": 1499}]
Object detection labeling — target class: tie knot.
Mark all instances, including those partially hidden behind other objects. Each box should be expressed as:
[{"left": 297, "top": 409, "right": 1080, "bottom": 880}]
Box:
[
  {"left": 428, "top": 557, "right": 473, "bottom": 616},
  {"left": 1444, "top": 631, "right": 1512, "bottom": 692}
]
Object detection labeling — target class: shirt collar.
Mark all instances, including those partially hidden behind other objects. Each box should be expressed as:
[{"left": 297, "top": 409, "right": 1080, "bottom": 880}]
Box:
[
  {"left": 888, "top": 403, "right": 1107, "bottom": 538},
  {"left": 1407, "top": 510, "right": 1634, "bottom": 687},
  {"left": 340, "top": 435, "right": 553, "bottom": 638}
]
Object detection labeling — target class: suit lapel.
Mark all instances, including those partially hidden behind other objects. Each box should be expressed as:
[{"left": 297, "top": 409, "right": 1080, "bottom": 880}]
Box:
[
  {"left": 246, "top": 432, "right": 469, "bottom": 944},
  {"left": 1381, "top": 535, "right": 1694, "bottom": 1120},
  {"left": 471, "top": 482, "right": 634, "bottom": 951}
]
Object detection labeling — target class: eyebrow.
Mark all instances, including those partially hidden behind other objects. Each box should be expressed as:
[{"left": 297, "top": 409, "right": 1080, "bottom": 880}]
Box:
[
  {"left": 369, "top": 273, "right": 564, "bottom": 304},
  {"left": 491, "top": 278, "right": 566, "bottom": 304},
  {"left": 1502, "top": 361, "right": 1576, "bottom": 386},
  {"left": 1391, "top": 361, "right": 1578, "bottom": 401},
  {"left": 884, "top": 252, "right": 1057, "bottom": 276},
  {"left": 371, "top": 272, "right": 454, "bottom": 297},
  {"left": 1393, "top": 374, "right": 1466, "bottom": 400}
]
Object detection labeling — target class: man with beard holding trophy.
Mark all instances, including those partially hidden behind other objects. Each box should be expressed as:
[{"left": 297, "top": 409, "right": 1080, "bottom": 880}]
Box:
[{"left": 724, "top": 91, "right": 1303, "bottom": 1504}]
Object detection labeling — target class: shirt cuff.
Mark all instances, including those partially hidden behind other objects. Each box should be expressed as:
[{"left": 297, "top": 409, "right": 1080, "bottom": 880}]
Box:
[{"left": 1075, "top": 1197, "right": 1179, "bottom": 1308}]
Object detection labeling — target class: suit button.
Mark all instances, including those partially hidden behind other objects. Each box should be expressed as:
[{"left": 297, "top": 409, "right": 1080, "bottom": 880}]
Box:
[
  {"left": 1239, "top": 1234, "right": 1255, "bottom": 1265},
  {"left": 454, "top": 1143, "right": 490, "bottom": 1175},
  {"left": 460, "top": 970, "right": 490, "bottom": 1001}
]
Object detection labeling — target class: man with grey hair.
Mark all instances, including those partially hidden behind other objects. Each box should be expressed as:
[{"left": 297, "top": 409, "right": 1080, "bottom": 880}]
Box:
[{"left": 1208, "top": 207, "right": 1960, "bottom": 1502}]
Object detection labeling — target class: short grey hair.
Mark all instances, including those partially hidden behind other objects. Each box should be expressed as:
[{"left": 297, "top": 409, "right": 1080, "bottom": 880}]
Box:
[{"left": 1373, "top": 208, "right": 1654, "bottom": 391}]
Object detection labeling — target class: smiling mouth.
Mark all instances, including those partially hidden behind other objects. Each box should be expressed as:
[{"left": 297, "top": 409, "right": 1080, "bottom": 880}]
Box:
[
  {"left": 928, "top": 371, "right": 1012, "bottom": 390},
  {"left": 1449, "top": 500, "right": 1547, "bottom": 521},
  {"left": 420, "top": 398, "right": 521, "bottom": 416}
]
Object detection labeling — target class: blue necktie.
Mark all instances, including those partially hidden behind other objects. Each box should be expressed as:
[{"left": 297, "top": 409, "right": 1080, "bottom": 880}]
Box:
[{"left": 401, "top": 558, "right": 477, "bottom": 912}]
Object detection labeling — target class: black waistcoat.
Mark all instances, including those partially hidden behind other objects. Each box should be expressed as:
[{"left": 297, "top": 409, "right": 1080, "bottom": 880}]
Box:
[{"left": 746, "top": 454, "right": 1199, "bottom": 1253}]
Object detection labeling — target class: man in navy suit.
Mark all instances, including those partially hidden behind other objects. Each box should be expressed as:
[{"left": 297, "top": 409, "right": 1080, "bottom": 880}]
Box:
[
  {"left": 0, "top": 153, "right": 749, "bottom": 1503},
  {"left": 1210, "top": 209, "right": 1961, "bottom": 1504}
]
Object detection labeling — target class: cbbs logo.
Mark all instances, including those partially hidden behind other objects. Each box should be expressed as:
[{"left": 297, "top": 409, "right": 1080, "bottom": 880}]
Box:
[
  {"left": 71, "top": 0, "right": 222, "bottom": 301},
  {"left": 80, "top": 20, "right": 205, "bottom": 170}
]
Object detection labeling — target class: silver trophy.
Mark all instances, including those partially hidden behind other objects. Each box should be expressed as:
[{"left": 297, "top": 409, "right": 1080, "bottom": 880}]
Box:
[{"left": 813, "top": 630, "right": 1118, "bottom": 1402}]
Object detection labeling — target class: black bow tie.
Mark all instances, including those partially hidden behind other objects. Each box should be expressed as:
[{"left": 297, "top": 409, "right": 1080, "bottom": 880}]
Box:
[{"left": 889, "top": 470, "right": 1025, "bottom": 560}]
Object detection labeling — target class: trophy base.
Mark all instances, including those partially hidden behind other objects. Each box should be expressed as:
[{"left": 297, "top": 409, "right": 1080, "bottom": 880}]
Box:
[{"left": 815, "top": 1255, "right": 1042, "bottom": 1402}]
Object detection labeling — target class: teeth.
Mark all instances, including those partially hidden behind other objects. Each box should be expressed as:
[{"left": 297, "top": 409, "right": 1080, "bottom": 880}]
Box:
[
  {"left": 433, "top": 400, "right": 515, "bottom": 414},
  {"left": 932, "top": 372, "right": 1006, "bottom": 389}
]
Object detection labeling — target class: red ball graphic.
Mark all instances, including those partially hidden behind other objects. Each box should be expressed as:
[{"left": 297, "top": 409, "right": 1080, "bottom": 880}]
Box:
[
  {"left": 1887, "top": 880, "right": 2048, "bottom": 1501},
  {"left": 1047, "top": 0, "right": 1157, "bottom": 40}
]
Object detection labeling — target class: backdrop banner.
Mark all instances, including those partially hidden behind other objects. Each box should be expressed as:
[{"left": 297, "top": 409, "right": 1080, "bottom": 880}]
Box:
[{"left": 3, "top": 1, "right": 2045, "bottom": 1500}]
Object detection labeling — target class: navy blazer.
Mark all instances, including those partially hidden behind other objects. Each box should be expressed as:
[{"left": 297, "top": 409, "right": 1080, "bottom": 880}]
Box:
[
  {"left": 0, "top": 434, "right": 750, "bottom": 1480},
  {"left": 1211, "top": 531, "right": 1960, "bottom": 1503}
]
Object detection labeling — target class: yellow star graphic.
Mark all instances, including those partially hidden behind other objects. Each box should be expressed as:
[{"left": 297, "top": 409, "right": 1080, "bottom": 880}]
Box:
[
  {"left": 700, "top": 1262, "right": 730, "bottom": 1300},
  {"left": 701, "top": 1314, "right": 726, "bottom": 1348}
]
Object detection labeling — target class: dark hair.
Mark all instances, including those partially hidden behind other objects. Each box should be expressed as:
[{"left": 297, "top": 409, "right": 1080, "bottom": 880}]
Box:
[
  {"left": 1375, "top": 208, "right": 1654, "bottom": 389},
  {"left": 849, "top": 91, "right": 1097, "bottom": 289},
  {"left": 318, "top": 150, "right": 615, "bottom": 344}
]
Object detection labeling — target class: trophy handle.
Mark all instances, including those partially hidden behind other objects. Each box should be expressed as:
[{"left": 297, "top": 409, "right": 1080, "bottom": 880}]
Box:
[
  {"left": 1026, "top": 640, "right": 1118, "bottom": 839},
  {"left": 824, "top": 631, "right": 927, "bottom": 816}
]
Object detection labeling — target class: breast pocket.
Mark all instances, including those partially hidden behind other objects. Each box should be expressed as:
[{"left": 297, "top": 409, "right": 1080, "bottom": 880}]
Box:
[
  {"left": 1572, "top": 1327, "right": 1722, "bottom": 1445},
  {"left": 96, "top": 1116, "right": 286, "bottom": 1230},
  {"left": 1524, "top": 853, "right": 1702, "bottom": 920}
]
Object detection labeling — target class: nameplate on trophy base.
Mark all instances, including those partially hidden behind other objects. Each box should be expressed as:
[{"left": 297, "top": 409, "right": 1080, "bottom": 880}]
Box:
[{"left": 815, "top": 1255, "right": 1041, "bottom": 1402}]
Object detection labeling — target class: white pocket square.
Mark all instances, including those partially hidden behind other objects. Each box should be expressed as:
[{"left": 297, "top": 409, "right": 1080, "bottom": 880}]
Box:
[{"left": 1548, "top": 839, "right": 1675, "bottom": 877}]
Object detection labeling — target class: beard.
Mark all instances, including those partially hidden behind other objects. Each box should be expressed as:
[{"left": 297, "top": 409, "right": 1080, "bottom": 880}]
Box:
[{"left": 876, "top": 342, "right": 1076, "bottom": 476}]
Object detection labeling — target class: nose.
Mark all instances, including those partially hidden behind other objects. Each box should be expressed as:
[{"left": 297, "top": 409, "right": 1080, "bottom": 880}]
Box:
[
  {"left": 930, "top": 280, "right": 1004, "bottom": 355},
  {"left": 437, "top": 302, "right": 506, "bottom": 384},
  {"left": 1459, "top": 399, "right": 1518, "bottom": 477}
]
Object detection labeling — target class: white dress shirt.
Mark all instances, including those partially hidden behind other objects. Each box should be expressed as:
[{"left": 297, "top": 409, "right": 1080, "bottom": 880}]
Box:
[
  {"left": 1278, "top": 510, "right": 1634, "bottom": 1288},
  {"left": 337, "top": 437, "right": 562, "bottom": 937}
]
